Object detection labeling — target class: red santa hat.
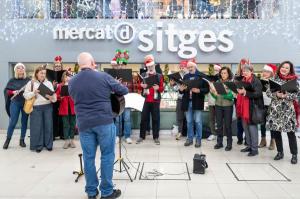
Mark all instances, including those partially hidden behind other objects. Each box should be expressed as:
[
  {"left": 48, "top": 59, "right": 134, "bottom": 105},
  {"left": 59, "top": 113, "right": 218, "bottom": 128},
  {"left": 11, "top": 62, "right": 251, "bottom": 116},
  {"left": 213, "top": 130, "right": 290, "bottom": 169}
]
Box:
[
  {"left": 214, "top": 64, "right": 222, "bottom": 71},
  {"left": 111, "top": 57, "right": 117, "bottom": 65},
  {"left": 263, "top": 64, "right": 277, "bottom": 74},
  {"left": 14, "top": 63, "right": 26, "bottom": 71},
  {"left": 54, "top": 55, "right": 62, "bottom": 63},
  {"left": 187, "top": 58, "right": 197, "bottom": 67},
  {"left": 144, "top": 54, "right": 155, "bottom": 67},
  {"left": 179, "top": 60, "right": 187, "bottom": 68}
]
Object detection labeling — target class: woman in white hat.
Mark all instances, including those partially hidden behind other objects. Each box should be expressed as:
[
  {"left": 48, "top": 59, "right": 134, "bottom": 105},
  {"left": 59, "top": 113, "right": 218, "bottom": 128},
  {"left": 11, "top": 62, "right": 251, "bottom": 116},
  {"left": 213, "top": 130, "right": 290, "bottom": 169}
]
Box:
[{"left": 3, "top": 63, "right": 31, "bottom": 149}]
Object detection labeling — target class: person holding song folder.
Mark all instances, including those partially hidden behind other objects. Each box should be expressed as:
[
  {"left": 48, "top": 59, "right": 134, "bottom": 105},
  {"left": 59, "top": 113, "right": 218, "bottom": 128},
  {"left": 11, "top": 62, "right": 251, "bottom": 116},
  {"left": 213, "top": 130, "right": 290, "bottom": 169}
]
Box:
[
  {"left": 180, "top": 59, "right": 209, "bottom": 148},
  {"left": 210, "top": 67, "right": 234, "bottom": 151},
  {"left": 206, "top": 64, "right": 222, "bottom": 142},
  {"left": 23, "top": 66, "right": 57, "bottom": 153},
  {"left": 110, "top": 50, "right": 133, "bottom": 144},
  {"left": 3, "top": 63, "right": 30, "bottom": 149},
  {"left": 169, "top": 60, "right": 188, "bottom": 140},
  {"left": 259, "top": 64, "right": 277, "bottom": 149},
  {"left": 55, "top": 71, "right": 76, "bottom": 149},
  {"left": 266, "top": 61, "right": 299, "bottom": 164},
  {"left": 137, "top": 54, "right": 164, "bottom": 145},
  {"left": 236, "top": 64, "right": 264, "bottom": 157}
]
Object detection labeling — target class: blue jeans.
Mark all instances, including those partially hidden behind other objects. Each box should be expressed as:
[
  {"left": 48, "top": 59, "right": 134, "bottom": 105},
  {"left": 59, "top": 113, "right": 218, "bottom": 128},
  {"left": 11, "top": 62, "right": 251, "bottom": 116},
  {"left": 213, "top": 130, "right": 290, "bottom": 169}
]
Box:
[
  {"left": 185, "top": 102, "right": 202, "bottom": 142},
  {"left": 80, "top": 123, "right": 116, "bottom": 197},
  {"left": 115, "top": 108, "right": 131, "bottom": 138},
  {"left": 7, "top": 100, "right": 28, "bottom": 139}
]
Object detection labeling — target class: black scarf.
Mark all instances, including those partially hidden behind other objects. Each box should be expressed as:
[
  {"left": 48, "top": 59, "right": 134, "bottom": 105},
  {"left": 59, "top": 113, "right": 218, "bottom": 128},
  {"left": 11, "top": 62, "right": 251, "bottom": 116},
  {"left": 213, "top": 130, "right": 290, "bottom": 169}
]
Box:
[{"left": 4, "top": 77, "right": 31, "bottom": 117}]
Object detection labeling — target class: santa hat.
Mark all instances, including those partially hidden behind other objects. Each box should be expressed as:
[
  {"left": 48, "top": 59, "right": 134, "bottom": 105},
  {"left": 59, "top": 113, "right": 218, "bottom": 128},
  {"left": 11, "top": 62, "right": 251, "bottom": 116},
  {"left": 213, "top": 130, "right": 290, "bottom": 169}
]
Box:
[
  {"left": 54, "top": 56, "right": 62, "bottom": 63},
  {"left": 187, "top": 58, "right": 197, "bottom": 67},
  {"left": 111, "top": 57, "right": 117, "bottom": 65},
  {"left": 214, "top": 64, "right": 222, "bottom": 71},
  {"left": 179, "top": 60, "right": 187, "bottom": 68},
  {"left": 240, "top": 58, "right": 250, "bottom": 66},
  {"left": 144, "top": 54, "right": 155, "bottom": 67},
  {"left": 263, "top": 64, "right": 277, "bottom": 74},
  {"left": 14, "top": 63, "right": 25, "bottom": 71}
]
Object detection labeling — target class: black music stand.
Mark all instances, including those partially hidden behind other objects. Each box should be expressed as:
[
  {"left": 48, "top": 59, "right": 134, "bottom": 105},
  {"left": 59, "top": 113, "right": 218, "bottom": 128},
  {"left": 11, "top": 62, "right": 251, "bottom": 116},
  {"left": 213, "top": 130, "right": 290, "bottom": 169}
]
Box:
[
  {"left": 113, "top": 112, "right": 133, "bottom": 182},
  {"left": 73, "top": 153, "right": 84, "bottom": 183}
]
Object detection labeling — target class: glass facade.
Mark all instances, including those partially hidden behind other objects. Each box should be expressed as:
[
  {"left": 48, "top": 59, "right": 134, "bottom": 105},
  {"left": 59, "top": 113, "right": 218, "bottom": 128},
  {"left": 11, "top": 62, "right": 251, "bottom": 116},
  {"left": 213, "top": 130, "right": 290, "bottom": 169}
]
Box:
[{"left": 7, "top": 0, "right": 281, "bottom": 19}]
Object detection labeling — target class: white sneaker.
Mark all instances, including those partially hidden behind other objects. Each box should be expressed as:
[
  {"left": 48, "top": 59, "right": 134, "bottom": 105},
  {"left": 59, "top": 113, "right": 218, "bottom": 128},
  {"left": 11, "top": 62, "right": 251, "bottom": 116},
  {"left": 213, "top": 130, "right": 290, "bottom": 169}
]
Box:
[
  {"left": 115, "top": 137, "right": 119, "bottom": 144},
  {"left": 125, "top": 137, "right": 133, "bottom": 144},
  {"left": 171, "top": 125, "right": 179, "bottom": 134},
  {"left": 207, "top": 135, "right": 216, "bottom": 141}
]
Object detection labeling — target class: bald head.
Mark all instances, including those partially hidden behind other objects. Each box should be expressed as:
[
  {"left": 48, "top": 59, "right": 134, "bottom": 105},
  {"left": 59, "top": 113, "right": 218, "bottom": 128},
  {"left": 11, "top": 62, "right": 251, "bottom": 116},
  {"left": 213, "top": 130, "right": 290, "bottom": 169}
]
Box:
[{"left": 77, "top": 52, "right": 96, "bottom": 69}]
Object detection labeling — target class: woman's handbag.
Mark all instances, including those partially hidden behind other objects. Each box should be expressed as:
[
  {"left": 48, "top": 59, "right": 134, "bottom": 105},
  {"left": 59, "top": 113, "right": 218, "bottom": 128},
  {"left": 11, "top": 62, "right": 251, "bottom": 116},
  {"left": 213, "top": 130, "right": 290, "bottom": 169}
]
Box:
[
  {"left": 251, "top": 100, "right": 265, "bottom": 124},
  {"left": 23, "top": 81, "right": 36, "bottom": 114}
]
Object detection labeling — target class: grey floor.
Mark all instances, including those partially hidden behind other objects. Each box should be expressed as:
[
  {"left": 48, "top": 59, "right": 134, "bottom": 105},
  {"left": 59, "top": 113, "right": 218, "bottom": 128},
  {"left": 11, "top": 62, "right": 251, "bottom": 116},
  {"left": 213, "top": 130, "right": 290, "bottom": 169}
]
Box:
[{"left": 1, "top": 129, "right": 300, "bottom": 199}]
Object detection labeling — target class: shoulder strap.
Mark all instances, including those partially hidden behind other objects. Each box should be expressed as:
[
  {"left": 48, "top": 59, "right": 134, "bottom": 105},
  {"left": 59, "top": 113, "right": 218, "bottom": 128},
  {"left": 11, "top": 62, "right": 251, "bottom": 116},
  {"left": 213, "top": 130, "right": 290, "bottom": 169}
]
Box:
[{"left": 31, "top": 80, "right": 34, "bottom": 92}]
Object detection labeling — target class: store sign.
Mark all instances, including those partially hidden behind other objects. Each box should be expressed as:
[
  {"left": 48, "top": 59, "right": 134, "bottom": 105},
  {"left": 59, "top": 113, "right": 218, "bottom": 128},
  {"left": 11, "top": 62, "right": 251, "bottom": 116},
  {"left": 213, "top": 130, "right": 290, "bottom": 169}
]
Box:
[{"left": 53, "top": 22, "right": 234, "bottom": 59}]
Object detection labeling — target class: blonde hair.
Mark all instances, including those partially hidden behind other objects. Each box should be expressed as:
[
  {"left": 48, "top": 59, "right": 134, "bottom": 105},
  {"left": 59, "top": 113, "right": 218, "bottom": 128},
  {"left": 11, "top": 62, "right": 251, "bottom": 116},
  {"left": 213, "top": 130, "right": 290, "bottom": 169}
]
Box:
[{"left": 14, "top": 63, "right": 27, "bottom": 79}]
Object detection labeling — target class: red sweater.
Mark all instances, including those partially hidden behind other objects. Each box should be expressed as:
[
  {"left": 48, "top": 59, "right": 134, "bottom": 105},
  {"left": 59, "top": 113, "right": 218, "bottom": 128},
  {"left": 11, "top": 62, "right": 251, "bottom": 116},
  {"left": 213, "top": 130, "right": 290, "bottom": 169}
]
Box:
[
  {"left": 138, "top": 74, "right": 164, "bottom": 103},
  {"left": 56, "top": 83, "right": 75, "bottom": 116}
]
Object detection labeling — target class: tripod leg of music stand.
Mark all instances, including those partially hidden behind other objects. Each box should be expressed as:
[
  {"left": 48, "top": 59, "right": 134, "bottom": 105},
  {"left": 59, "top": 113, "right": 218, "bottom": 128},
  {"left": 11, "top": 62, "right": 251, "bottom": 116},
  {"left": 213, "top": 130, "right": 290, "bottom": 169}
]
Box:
[
  {"left": 121, "top": 160, "right": 133, "bottom": 182},
  {"left": 122, "top": 159, "right": 131, "bottom": 170}
]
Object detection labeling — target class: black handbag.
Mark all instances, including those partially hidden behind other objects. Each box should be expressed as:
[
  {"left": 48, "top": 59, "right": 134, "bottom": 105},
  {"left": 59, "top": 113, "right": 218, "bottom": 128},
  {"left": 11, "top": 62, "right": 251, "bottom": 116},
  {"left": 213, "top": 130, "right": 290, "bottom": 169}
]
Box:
[{"left": 251, "top": 101, "right": 265, "bottom": 124}]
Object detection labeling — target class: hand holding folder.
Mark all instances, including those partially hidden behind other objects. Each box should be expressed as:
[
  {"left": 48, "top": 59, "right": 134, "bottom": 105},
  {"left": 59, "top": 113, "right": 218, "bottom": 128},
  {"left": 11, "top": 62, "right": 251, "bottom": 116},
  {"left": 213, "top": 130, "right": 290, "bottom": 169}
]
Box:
[
  {"left": 168, "top": 72, "right": 183, "bottom": 84},
  {"left": 38, "top": 83, "right": 55, "bottom": 100},
  {"left": 46, "top": 69, "right": 65, "bottom": 83}
]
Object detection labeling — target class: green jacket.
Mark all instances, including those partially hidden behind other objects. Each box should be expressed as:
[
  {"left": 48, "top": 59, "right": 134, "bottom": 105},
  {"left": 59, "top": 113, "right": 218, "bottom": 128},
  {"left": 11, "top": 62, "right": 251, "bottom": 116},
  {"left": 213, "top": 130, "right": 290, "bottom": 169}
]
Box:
[{"left": 211, "top": 84, "right": 234, "bottom": 107}]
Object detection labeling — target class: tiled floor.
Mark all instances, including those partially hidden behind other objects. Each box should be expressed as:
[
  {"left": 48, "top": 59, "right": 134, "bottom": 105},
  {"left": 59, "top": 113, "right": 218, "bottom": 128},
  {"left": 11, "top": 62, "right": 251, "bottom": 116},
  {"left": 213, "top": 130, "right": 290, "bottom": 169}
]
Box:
[{"left": 1, "top": 129, "right": 300, "bottom": 199}]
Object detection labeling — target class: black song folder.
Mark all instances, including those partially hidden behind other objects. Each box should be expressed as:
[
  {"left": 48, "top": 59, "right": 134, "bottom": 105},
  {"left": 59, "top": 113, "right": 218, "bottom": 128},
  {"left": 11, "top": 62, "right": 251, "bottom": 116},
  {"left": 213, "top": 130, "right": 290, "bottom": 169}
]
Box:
[
  {"left": 224, "top": 82, "right": 238, "bottom": 94},
  {"left": 38, "top": 83, "right": 55, "bottom": 99},
  {"left": 144, "top": 75, "right": 160, "bottom": 88},
  {"left": 260, "top": 79, "right": 269, "bottom": 92},
  {"left": 104, "top": 68, "right": 133, "bottom": 82},
  {"left": 46, "top": 69, "right": 65, "bottom": 83},
  {"left": 213, "top": 82, "right": 227, "bottom": 95},
  {"left": 168, "top": 72, "right": 183, "bottom": 84},
  {"left": 60, "top": 85, "right": 69, "bottom": 96},
  {"left": 183, "top": 79, "right": 201, "bottom": 90},
  {"left": 269, "top": 79, "right": 298, "bottom": 93}
]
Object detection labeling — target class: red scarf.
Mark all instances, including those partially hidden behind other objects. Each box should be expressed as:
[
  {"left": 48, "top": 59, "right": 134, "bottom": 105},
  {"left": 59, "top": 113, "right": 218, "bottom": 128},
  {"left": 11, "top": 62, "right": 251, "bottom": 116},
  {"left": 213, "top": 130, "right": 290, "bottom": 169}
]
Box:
[
  {"left": 236, "top": 75, "right": 253, "bottom": 123},
  {"left": 278, "top": 73, "right": 300, "bottom": 127}
]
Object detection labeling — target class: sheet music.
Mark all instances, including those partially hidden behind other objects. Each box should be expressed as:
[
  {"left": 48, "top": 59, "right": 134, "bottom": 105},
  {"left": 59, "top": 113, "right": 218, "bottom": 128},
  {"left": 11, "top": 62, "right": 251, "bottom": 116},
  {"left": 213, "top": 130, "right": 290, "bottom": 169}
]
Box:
[{"left": 124, "top": 93, "right": 145, "bottom": 112}]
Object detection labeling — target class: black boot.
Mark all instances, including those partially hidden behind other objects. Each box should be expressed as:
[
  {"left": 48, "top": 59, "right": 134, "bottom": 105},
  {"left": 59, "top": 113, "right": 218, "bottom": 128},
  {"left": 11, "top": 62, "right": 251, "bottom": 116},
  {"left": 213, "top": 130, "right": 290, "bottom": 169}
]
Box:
[
  {"left": 291, "top": 155, "right": 298, "bottom": 164},
  {"left": 274, "top": 152, "right": 284, "bottom": 160},
  {"left": 19, "top": 139, "right": 26, "bottom": 148},
  {"left": 3, "top": 138, "right": 11, "bottom": 150}
]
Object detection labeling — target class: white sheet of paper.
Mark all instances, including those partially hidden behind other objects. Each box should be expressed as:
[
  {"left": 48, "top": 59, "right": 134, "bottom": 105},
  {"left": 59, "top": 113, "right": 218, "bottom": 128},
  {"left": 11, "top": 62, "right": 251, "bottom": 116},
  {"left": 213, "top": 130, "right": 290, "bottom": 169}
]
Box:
[{"left": 124, "top": 93, "right": 145, "bottom": 112}]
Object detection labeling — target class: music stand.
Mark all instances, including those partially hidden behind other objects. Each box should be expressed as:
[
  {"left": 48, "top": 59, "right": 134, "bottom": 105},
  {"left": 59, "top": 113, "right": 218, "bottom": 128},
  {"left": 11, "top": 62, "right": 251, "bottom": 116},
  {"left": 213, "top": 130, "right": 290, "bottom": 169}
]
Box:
[
  {"left": 73, "top": 153, "right": 84, "bottom": 183},
  {"left": 113, "top": 112, "right": 133, "bottom": 182},
  {"left": 112, "top": 93, "right": 145, "bottom": 182}
]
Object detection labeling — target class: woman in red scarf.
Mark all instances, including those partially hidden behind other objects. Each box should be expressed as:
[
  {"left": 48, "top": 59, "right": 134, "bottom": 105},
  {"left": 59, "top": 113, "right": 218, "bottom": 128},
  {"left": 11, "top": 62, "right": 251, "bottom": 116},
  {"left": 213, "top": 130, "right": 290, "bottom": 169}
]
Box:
[
  {"left": 266, "top": 61, "right": 299, "bottom": 164},
  {"left": 236, "top": 64, "right": 264, "bottom": 156}
]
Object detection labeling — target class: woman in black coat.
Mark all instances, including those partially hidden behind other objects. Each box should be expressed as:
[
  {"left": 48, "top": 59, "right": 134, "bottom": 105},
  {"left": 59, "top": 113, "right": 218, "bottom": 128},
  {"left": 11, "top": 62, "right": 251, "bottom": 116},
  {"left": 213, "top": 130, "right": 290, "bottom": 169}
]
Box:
[{"left": 236, "top": 64, "right": 264, "bottom": 156}]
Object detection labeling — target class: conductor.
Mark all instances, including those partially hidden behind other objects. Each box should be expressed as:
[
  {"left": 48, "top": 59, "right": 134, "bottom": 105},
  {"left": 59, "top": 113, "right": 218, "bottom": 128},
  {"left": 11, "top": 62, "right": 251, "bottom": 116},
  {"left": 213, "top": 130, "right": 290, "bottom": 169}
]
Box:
[{"left": 69, "top": 52, "right": 128, "bottom": 199}]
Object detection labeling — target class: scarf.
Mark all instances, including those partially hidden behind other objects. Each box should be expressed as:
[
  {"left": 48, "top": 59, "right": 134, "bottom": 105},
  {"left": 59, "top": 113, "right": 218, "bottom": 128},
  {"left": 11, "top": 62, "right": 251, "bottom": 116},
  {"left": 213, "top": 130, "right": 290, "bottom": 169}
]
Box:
[
  {"left": 4, "top": 77, "right": 31, "bottom": 117},
  {"left": 278, "top": 73, "right": 300, "bottom": 127},
  {"left": 236, "top": 75, "right": 253, "bottom": 123}
]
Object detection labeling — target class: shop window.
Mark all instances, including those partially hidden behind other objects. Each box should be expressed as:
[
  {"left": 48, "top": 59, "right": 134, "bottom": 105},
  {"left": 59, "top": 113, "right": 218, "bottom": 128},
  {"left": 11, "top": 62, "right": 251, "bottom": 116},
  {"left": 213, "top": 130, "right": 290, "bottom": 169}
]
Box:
[{"left": 6, "top": 0, "right": 281, "bottom": 19}]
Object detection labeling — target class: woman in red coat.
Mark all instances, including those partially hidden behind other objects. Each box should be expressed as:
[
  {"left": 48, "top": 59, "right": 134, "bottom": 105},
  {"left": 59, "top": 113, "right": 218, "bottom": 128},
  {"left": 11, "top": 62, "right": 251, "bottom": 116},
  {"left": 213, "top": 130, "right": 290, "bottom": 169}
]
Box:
[{"left": 56, "top": 71, "right": 76, "bottom": 149}]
